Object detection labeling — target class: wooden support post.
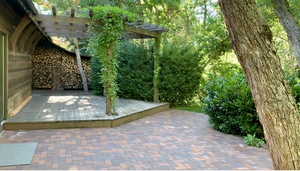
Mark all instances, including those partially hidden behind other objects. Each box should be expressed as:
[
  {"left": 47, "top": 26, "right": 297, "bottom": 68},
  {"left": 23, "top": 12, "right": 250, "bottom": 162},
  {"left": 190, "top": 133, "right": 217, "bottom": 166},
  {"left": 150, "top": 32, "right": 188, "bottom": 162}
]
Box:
[
  {"left": 52, "top": 6, "right": 57, "bottom": 16},
  {"left": 0, "top": 32, "right": 8, "bottom": 121},
  {"left": 74, "top": 38, "right": 88, "bottom": 92},
  {"left": 0, "top": 33, "right": 4, "bottom": 121},
  {"left": 105, "top": 43, "right": 117, "bottom": 115},
  {"left": 89, "top": 9, "right": 94, "bottom": 18},
  {"left": 71, "top": 8, "right": 75, "bottom": 18},
  {"left": 4, "top": 34, "right": 7, "bottom": 119},
  {"left": 153, "top": 36, "right": 161, "bottom": 103}
]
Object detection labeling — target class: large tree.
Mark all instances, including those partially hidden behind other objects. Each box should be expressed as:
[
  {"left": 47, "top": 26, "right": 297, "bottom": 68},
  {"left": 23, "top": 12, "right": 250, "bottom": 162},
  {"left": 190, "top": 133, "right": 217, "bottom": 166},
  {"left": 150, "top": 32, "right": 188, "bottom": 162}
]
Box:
[
  {"left": 219, "top": 0, "right": 300, "bottom": 169},
  {"left": 272, "top": 0, "right": 300, "bottom": 66}
]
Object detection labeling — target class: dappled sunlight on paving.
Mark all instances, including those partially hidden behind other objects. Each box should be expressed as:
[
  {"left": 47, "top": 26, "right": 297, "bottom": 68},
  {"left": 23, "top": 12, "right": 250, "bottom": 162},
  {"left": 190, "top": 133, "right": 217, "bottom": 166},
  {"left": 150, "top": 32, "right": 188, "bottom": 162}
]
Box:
[
  {"left": 6, "top": 90, "right": 164, "bottom": 122},
  {"left": 0, "top": 110, "right": 273, "bottom": 170}
]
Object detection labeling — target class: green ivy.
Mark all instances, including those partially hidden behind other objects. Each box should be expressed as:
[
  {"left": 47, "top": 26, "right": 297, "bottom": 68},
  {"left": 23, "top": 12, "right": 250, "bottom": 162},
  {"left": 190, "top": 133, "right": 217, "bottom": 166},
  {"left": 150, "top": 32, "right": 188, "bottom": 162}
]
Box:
[{"left": 88, "top": 6, "right": 136, "bottom": 114}]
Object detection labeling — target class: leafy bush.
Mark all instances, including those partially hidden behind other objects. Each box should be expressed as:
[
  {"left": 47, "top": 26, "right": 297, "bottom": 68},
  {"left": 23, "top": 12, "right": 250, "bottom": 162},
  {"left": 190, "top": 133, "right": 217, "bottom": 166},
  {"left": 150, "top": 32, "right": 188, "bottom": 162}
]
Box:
[
  {"left": 91, "top": 39, "right": 205, "bottom": 105},
  {"left": 159, "top": 39, "right": 205, "bottom": 105},
  {"left": 91, "top": 53, "right": 104, "bottom": 95},
  {"left": 285, "top": 69, "right": 300, "bottom": 104},
  {"left": 244, "top": 134, "right": 265, "bottom": 148},
  {"left": 117, "top": 41, "right": 154, "bottom": 101},
  {"left": 203, "top": 63, "right": 264, "bottom": 138},
  {"left": 91, "top": 41, "right": 153, "bottom": 101}
]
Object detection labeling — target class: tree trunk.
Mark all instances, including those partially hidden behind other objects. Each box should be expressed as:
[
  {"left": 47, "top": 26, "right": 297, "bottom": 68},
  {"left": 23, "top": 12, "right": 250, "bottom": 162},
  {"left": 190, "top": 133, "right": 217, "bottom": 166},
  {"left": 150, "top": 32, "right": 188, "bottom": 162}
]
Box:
[
  {"left": 219, "top": 0, "right": 300, "bottom": 169},
  {"left": 203, "top": 0, "right": 208, "bottom": 26},
  {"left": 272, "top": 0, "right": 300, "bottom": 66},
  {"left": 74, "top": 38, "right": 88, "bottom": 92}
]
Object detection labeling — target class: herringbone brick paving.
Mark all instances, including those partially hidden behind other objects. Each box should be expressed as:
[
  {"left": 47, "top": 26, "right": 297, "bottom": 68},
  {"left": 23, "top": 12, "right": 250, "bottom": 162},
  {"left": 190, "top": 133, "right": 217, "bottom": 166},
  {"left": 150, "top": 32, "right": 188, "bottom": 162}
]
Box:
[{"left": 0, "top": 110, "right": 272, "bottom": 170}]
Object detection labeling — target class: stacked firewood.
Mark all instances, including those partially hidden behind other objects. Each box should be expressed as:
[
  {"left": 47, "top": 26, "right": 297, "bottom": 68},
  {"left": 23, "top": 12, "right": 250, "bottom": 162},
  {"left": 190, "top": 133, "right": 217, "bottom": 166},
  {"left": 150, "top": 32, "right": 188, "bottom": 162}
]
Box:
[{"left": 32, "top": 44, "right": 91, "bottom": 90}]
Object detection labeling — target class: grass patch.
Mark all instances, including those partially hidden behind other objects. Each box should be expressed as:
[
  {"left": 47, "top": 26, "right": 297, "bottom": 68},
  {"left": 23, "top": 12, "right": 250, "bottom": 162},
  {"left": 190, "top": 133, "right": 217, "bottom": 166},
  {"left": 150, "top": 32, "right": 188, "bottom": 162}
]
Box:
[{"left": 175, "top": 104, "right": 203, "bottom": 113}]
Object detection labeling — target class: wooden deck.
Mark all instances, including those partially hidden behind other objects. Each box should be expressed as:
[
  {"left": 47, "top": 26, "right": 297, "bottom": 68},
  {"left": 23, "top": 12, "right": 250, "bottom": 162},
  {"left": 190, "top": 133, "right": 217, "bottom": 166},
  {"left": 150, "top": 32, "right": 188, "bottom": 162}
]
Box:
[{"left": 2, "top": 90, "right": 169, "bottom": 130}]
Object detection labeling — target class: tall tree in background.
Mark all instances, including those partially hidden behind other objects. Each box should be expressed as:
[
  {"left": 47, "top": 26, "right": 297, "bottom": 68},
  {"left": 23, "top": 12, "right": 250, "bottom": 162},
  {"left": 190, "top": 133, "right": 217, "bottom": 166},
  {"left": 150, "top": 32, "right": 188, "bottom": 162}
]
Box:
[
  {"left": 219, "top": 0, "right": 300, "bottom": 169},
  {"left": 272, "top": 0, "right": 300, "bottom": 66}
]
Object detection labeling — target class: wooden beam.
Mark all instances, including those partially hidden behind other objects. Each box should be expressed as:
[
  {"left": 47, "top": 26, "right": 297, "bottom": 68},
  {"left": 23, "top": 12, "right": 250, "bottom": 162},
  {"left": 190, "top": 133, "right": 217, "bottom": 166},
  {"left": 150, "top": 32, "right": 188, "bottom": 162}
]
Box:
[
  {"left": 43, "top": 28, "right": 89, "bottom": 35},
  {"left": 40, "top": 23, "right": 88, "bottom": 30},
  {"left": 27, "top": 31, "right": 42, "bottom": 50},
  {"left": 71, "top": 8, "right": 75, "bottom": 18},
  {"left": 0, "top": 32, "right": 8, "bottom": 120},
  {"left": 33, "top": 15, "right": 90, "bottom": 25},
  {"left": 52, "top": 6, "right": 57, "bottom": 16},
  {"left": 28, "top": 14, "right": 51, "bottom": 41},
  {"left": 47, "top": 32, "right": 89, "bottom": 38},
  {"left": 74, "top": 38, "right": 88, "bottom": 91},
  {"left": 89, "top": 9, "right": 93, "bottom": 18},
  {"left": 41, "top": 25, "right": 88, "bottom": 33},
  {"left": 34, "top": 15, "right": 163, "bottom": 38},
  {"left": 4, "top": 34, "right": 8, "bottom": 120},
  {"left": 153, "top": 36, "right": 161, "bottom": 102},
  {"left": 10, "top": 16, "right": 32, "bottom": 52},
  {"left": 126, "top": 26, "right": 160, "bottom": 38},
  {"left": 18, "top": 23, "right": 37, "bottom": 52},
  {"left": 30, "top": 34, "right": 43, "bottom": 53}
]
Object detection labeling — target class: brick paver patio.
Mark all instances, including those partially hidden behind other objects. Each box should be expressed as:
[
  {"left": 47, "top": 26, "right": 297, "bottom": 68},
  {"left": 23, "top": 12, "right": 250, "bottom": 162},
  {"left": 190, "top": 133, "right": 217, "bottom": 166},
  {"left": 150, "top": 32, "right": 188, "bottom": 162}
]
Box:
[{"left": 0, "top": 110, "right": 273, "bottom": 170}]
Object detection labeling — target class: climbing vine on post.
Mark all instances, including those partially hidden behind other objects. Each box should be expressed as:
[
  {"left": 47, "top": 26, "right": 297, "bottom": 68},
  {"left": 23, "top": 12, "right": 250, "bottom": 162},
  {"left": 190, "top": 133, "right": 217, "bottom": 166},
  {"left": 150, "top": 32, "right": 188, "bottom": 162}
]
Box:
[{"left": 88, "top": 6, "right": 136, "bottom": 115}]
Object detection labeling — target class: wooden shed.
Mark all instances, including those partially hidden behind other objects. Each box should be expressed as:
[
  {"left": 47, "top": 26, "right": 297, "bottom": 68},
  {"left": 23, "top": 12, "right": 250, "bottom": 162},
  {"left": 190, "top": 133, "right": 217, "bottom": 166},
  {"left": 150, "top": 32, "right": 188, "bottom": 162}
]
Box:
[
  {"left": 0, "top": 0, "right": 94, "bottom": 121},
  {"left": 0, "top": 0, "right": 49, "bottom": 120}
]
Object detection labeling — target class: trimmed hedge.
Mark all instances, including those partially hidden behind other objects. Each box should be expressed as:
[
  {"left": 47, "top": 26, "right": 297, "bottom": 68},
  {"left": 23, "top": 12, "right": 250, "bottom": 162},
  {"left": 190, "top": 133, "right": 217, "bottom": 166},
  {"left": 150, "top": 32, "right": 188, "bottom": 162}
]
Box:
[
  {"left": 118, "top": 41, "right": 154, "bottom": 101},
  {"left": 91, "top": 39, "right": 205, "bottom": 105},
  {"left": 159, "top": 40, "right": 204, "bottom": 105},
  {"left": 91, "top": 41, "right": 153, "bottom": 100}
]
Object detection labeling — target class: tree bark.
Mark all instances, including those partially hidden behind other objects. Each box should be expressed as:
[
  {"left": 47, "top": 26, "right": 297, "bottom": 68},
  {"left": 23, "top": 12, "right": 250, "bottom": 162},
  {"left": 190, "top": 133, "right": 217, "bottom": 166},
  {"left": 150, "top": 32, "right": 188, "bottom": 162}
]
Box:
[
  {"left": 272, "top": 0, "right": 300, "bottom": 66},
  {"left": 219, "top": 0, "right": 300, "bottom": 169},
  {"left": 203, "top": 0, "right": 208, "bottom": 26},
  {"left": 74, "top": 38, "right": 88, "bottom": 92}
]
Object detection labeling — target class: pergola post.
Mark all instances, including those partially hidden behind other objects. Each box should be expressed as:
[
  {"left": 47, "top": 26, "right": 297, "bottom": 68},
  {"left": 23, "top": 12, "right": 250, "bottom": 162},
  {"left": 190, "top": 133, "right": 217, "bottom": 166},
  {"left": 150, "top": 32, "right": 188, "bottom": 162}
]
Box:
[
  {"left": 74, "top": 38, "right": 89, "bottom": 92},
  {"left": 105, "top": 42, "right": 117, "bottom": 115},
  {"left": 153, "top": 36, "right": 161, "bottom": 103}
]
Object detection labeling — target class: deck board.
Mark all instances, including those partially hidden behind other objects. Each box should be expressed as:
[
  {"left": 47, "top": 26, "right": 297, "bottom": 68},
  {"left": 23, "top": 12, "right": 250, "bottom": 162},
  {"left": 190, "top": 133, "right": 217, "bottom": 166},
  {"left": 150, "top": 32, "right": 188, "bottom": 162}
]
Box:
[{"left": 3, "top": 90, "right": 169, "bottom": 130}]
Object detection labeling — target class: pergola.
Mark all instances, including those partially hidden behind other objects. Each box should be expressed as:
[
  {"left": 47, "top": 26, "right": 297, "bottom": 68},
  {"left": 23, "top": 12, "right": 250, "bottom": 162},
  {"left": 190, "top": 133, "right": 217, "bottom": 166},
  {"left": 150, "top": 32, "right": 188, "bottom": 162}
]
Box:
[{"left": 30, "top": 7, "right": 167, "bottom": 113}]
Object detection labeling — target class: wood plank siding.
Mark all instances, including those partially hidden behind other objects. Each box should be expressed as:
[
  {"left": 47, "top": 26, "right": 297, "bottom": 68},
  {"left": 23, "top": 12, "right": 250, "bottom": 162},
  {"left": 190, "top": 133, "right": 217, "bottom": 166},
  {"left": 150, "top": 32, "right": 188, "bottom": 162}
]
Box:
[{"left": 0, "top": 1, "right": 45, "bottom": 117}]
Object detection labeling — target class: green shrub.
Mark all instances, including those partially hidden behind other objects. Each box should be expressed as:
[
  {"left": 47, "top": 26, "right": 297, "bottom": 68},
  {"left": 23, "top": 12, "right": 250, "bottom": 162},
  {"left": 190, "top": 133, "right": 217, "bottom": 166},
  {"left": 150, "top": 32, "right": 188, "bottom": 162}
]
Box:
[
  {"left": 117, "top": 41, "right": 154, "bottom": 101},
  {"left": 244, "top": 134, "right": 265, "bottom": 148},
  {"left": 91, "top": 40, "right": 153, "bottom": 101},
  {"left": 91, "top": 54, "right": 104, "bottom": 95},
  {"left": 285, "top": 69, "right": 300, "bottom": 104},
  {"left": 159, "top": 39, "right": 205, "bottom": 105},
  {"left": 203, "top": 63, "right": 264, "bottom": 138},
  {"left": 91, "top": 39, "right": 205, "bottom": 105}
]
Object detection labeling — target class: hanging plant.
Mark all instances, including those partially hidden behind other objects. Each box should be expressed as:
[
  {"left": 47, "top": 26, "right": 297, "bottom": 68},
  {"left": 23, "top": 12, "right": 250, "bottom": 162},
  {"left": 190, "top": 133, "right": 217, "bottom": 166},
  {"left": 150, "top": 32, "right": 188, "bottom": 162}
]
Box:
[{"left": 88, "top": 6, "right": 136, "bottom": 115}]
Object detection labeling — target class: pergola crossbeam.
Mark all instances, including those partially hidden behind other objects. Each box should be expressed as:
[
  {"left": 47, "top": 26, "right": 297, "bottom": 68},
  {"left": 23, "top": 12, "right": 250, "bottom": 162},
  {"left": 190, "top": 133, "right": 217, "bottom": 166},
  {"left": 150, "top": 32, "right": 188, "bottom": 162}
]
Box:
[
  {"left": 31, "top": 14, "right": 167, "bottom": 39},
  {"left": 47, "top": 32, "right": 89, "bottom": 38}
]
